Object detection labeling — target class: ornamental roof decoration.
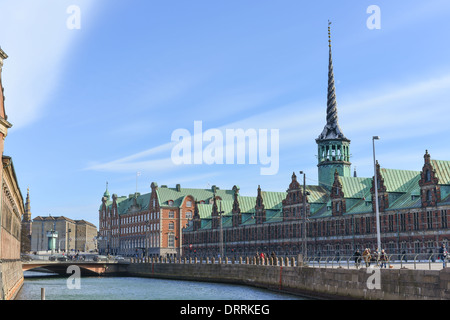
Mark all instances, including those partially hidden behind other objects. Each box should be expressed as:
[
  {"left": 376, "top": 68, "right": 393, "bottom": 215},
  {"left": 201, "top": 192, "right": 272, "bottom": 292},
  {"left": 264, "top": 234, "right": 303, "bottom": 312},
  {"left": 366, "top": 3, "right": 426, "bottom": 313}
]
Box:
[{"left": 317, "top": 21, "right": 348, "bottom": 141}]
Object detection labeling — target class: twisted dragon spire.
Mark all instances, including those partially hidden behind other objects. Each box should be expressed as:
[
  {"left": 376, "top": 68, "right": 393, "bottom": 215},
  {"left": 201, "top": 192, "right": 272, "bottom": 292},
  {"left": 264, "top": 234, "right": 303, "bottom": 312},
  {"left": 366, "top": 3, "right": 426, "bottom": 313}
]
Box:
[{"left": 317, "top": 21, "right": 348, "bottom": 141}]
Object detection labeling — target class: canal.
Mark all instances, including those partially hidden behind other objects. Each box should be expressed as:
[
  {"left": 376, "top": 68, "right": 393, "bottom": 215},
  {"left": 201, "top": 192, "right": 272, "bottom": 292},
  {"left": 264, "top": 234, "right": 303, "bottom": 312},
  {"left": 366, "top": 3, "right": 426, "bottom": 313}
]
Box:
[{"left": 16, "top": 272, "right": 306, "bottom": 300}]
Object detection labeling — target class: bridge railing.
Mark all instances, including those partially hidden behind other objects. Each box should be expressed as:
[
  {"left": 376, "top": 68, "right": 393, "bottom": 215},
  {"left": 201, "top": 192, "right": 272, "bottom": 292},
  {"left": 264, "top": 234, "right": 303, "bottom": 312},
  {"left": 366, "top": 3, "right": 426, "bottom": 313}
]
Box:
[
  {"left": 22, "top": 253, "right": 132, "bottom": 264},
  {"left": 130, "top": 255, "right": 300, "bottom": 267},
  {"left": 128, "top": 253, "right": 449, "bottom": 270}
]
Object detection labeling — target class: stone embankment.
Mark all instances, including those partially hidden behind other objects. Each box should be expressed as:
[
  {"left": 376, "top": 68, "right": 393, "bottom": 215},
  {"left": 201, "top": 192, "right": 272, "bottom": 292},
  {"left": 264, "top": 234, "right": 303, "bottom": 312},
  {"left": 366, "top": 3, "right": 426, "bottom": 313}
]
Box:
[{"left": 126, "top": 256, "right": 450, "bottom": 300}]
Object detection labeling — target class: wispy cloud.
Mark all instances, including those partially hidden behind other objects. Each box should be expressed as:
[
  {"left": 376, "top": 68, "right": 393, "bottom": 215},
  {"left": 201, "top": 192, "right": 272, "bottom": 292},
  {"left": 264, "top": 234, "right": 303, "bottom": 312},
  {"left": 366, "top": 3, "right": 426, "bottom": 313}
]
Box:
[
  {"left": 0, "top": 0, "right": 99, "bottom": 130},
  {"left": 85, "top": 71, "right": 450, "bottom": 176}
]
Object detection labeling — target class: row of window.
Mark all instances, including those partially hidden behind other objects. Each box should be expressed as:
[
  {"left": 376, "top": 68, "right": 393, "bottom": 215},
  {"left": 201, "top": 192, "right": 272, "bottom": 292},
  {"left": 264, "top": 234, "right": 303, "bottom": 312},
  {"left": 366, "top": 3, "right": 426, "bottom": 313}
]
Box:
[
  {"left": 167, "top": 200, "right": 193, "bottom": 207},
  {"left": 107, "top": 235, "right": 162, "bottom": 250},
  {"left": 185, "top": 210, "right": 449, "bottom": 244},
  {"left": 167, "top": 211, "right": 193, "bottom": 219}
]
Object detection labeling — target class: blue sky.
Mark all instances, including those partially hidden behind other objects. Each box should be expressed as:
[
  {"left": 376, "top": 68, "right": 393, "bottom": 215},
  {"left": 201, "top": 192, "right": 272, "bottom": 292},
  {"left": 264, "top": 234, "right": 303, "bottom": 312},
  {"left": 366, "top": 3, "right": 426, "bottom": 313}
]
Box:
[{"left": 0, "top": 0, "right": 450, "bottom": 225}]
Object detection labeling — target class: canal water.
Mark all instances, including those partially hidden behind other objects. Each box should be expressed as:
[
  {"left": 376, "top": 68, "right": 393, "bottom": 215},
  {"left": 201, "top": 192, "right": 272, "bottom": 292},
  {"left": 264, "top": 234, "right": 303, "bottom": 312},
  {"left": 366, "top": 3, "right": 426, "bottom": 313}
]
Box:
[{"left": 16, "top": 272, "right": 306, "bottom": 300}]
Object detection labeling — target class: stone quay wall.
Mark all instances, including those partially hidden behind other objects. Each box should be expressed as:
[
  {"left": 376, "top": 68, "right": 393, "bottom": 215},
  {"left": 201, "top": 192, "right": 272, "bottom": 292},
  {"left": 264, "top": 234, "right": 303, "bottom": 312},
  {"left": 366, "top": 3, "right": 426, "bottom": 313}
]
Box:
[
  {"left": 126, "top": 257, "right": 450, "bottom": 300},
  {"left": 0, "top": 260, "right": 24, "bottom": 300}
]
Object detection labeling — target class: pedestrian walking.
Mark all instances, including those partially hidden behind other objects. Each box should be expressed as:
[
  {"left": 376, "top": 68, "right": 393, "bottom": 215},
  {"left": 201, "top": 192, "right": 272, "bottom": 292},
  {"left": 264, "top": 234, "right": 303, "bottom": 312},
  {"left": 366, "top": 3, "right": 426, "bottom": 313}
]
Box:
[
  {"left": 379, "top": 249, "right": 388, "bottom": 268},
  {"left": 440, "top": 245, "right": 448, "bottom": 268},
  {"left": 353, "top": 249, "right": 361, "bottom": 269},
  {"left": 362, "top": 248, "right": 371, "bottom": 267},
  {"left": 372, "top": 248, "right": 379, "bottom": 266}
]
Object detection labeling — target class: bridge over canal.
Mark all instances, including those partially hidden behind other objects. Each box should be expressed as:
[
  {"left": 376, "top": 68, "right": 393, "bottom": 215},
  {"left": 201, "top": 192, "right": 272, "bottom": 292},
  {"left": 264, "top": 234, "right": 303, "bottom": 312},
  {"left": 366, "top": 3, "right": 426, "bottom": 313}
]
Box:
[{"left": 22, "top": 260, "right": 129, "bottom": 276}]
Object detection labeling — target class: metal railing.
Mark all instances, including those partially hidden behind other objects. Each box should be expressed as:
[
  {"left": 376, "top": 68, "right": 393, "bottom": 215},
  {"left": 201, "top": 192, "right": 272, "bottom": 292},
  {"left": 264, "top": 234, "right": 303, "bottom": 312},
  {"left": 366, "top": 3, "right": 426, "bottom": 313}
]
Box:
[
  {"left": 128, "top": 252, "right": 450, "bottom": 270},
  {"left": 21, "top": 253, "right": 131, "bottom": 264},
  {"left": 26, "top": 251, "right": 448, "bottom": 270},
  {"left": 305, "top": 253, "right": 449, "bottom": 270}
]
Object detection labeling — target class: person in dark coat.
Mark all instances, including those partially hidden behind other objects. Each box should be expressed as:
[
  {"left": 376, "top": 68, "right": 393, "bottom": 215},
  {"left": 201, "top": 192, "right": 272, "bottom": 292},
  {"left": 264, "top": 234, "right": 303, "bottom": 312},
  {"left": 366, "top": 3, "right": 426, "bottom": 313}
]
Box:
[
  {"left": 353, "top": 249, "right": 361, "bottom": 269},
  {"left": 440, "top": 245, "right": 448, "bottom": 268}
]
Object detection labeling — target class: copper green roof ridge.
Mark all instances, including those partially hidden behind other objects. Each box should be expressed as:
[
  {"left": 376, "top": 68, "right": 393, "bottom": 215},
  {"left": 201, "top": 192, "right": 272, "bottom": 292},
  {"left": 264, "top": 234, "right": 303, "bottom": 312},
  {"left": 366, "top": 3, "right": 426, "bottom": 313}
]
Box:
[
  {"left": 431, "top": 160, "right": 450, "bottom": 185},
  {"left": 156, "top": 187, "right": 235, "bottom": 208},
  {"left": 338, "top": 176, "right": 372, "bottom": 199},
  {"left": 380, "top": 168, "right": 420, "bottom": 193}
]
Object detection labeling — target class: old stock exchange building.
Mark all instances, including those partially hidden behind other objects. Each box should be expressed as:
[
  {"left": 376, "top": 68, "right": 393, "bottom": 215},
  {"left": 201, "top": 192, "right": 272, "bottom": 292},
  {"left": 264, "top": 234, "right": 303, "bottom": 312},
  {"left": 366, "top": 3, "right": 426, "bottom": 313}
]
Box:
[{"left": 99, "top": 30, "right": 450, "bottom": 260}]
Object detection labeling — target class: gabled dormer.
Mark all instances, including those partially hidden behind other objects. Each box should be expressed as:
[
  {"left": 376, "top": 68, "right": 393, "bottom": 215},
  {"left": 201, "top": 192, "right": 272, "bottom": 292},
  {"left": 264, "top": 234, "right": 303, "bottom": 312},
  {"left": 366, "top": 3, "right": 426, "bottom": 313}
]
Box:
[
  {"left": 232, "top": 185, "right": 242, "bottom": 227},
  {"left": 255, "top": 185, "right": 266, "bottom": 224},
  {"left": 150, "top": 182, "right": 160, "bottom": 211},
  {"left": 330, "top": 170, "right": 346, "bottom": 216},
  {"left": 112, "top": 194, "right": 118, "bottom": 218},
  {"left": 419, "top": 150, "right": 441, "bottom": 207},
  {"left": 211, "top": 191, "right": 220, "bottom": 229},
  {"left": 371, "top": 161, "right": 389, "bottom": 212},
  {"left": 192, "top": 200, "right": 202, "bottom": 231},
  {"left": 282, "top": 172, "right": 302, "bottom": 220}
]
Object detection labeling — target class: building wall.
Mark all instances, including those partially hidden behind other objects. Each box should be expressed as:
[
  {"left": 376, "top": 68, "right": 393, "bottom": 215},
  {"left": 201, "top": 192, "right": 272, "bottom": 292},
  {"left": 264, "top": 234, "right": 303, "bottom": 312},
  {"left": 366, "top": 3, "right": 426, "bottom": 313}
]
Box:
[
  {"left": 99, "top": 190, "right": 195, "bottom": 258},
  {"left": 183, "top": 205, "right": 450, "bottom": 258},
  {"left": 75, "top": 222, "right": 97, "bottom": 252},
  {"left": 31, "top": 217, "right": 97, "bottom": 253}
]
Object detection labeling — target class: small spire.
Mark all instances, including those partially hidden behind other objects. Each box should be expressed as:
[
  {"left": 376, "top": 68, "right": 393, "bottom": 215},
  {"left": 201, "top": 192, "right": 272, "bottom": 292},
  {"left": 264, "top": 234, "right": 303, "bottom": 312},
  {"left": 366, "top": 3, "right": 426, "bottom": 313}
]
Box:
[
  {"left": 328, "top": 20, "right": 332, "bottom": 48},
  {"left": 103, "top": 181, "right": 110, "bottom": 200},
  {"left": 24, "top": 186, "right": 31, "bottom": 221}
]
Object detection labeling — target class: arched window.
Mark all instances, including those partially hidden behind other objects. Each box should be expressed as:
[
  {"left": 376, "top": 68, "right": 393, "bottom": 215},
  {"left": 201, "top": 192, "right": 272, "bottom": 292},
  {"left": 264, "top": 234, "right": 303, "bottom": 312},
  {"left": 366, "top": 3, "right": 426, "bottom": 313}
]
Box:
[{"left": 426, "top": 170, "right": 431, "bottom": 182}]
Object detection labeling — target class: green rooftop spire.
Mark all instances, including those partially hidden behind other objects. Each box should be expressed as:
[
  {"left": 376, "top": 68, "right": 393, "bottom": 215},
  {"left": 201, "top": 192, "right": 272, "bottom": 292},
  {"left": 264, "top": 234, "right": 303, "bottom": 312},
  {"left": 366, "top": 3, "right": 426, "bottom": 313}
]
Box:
[
  {"left": 316, "top": 21, "right": 351, "bottom": 189},
  {"left": 103, "top": 181, "right": 110, "bottom": 200}
]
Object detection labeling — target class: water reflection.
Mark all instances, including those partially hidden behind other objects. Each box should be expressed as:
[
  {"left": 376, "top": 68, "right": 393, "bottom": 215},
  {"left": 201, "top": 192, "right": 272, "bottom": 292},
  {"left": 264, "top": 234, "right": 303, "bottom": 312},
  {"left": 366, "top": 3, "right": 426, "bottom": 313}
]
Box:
[{"left": 16, "top": 272, "right": 304, "bottom": 300}]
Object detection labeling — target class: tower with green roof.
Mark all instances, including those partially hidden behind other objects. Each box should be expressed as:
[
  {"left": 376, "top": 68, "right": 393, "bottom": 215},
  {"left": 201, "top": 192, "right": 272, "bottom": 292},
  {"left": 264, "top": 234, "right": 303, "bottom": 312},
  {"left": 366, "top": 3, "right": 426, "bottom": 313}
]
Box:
[
  {"left": 103, "top": 182, "right": 110, "bottom": 201},
  {"left": 316, "top": 21, "right": 351, "bottom": 189}
]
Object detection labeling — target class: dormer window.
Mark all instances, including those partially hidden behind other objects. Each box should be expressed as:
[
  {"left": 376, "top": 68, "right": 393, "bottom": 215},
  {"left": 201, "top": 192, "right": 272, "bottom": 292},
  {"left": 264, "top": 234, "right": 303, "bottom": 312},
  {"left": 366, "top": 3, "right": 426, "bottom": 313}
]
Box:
[
  {"left": 427, "top": 190, "right": 432, "bottom": 202},
  {"left": 426, "top": 170, "right": 431, "bottom": 182},
  {"left": 168, "top": 200, "right": 174, "bottom": 206}
]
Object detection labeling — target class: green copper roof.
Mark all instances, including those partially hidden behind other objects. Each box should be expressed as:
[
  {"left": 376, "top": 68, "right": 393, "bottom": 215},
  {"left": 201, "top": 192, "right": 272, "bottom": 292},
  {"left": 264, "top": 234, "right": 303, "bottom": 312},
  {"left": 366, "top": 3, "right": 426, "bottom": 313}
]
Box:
[
  {"left": 304, "top": 185, "right": 329, "bottom": 203},
  {"left": 155, "top": 186, "right": 235, "bottom": 208},
  {"left": 432, "top": 160, "right": 450, "bottom": 185},
  {"left": 117, "top": 193, "right": 150, "bottom": 215},
  {"left": 380, "top": 168, "right": 420, "bottom": 193},
  {"left": 192, "top": 191, "right": 286, "bottom": 230},
  {"left": 338, "top": 176, "right": 372, "bottom": 199}
]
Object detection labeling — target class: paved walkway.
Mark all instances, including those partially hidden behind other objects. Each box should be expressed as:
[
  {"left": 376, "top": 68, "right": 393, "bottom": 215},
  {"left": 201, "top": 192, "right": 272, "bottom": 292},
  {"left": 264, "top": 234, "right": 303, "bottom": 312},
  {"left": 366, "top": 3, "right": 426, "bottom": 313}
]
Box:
[{"left": 308, "top": 261, "right": 447, "bottom": 270}]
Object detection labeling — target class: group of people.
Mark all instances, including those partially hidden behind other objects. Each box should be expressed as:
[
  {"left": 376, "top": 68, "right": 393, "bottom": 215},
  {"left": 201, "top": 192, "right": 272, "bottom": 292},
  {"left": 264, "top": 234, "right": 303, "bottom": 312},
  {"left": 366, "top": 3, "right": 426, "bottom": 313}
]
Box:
[
  {"left": 255, "top": 251, "right": 277, "bottom": 262},
  {"left": 353, "top": 248, "right": 389, "bottom": 269},
  {"left": 352, "top": 244, "right": 450, "bottom": 269}
]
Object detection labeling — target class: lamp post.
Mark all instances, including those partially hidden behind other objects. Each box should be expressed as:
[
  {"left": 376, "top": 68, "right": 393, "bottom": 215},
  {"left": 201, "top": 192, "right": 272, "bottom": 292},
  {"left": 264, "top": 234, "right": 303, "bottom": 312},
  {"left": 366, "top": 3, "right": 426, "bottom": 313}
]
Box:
[
  {"left": 300, "top": 171, "right": 307, "bottom": 261},
  {"left": 219, "top": 201, "right": 224, "bottom": 259},
  {"left": 372, "top": 136, "right": 382, "bottom": 252}
]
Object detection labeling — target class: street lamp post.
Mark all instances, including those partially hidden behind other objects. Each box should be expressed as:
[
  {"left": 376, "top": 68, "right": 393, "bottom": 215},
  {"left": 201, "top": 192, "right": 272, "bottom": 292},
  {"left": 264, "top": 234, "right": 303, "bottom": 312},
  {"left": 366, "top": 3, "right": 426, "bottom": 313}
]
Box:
[
  {"left": 300, "top": 171, "right": 307, "bottom": 261},
  {"left": 219, "top": 201, "right": 224, "bottom": 259},
  {"left": 372, "top": 136, "right": 382, "bottom": 252}
]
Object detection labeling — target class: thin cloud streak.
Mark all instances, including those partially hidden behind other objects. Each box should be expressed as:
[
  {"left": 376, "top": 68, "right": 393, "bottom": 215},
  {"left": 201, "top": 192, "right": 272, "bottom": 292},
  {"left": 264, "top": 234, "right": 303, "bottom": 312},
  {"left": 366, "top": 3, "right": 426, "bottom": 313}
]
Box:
[
  {"left": 0, "top": 0, "right": 100, "bottom": 130},
  {"left": 85, "top": 72, "right": 450, "bottom": 174}
]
